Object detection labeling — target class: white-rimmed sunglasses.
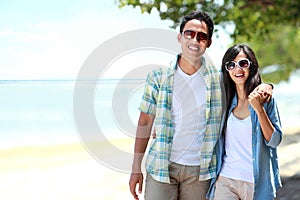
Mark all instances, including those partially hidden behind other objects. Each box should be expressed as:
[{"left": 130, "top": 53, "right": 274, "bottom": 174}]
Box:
[{"left": 225, "top": 58, "right": 251, "bottom": 71}]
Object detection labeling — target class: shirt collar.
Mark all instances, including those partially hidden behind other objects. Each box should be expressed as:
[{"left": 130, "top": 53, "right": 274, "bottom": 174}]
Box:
[{"left": 170, "top": 54, "right": 207, "bottom": 72}]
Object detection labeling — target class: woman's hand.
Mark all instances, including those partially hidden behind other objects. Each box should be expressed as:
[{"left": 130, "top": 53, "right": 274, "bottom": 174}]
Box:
[
  {"left": 254, "top": 83, "right": 273, "bottom": 103},
  {"left": 248, "top": 89, "right": 264, "bottom": 112}
]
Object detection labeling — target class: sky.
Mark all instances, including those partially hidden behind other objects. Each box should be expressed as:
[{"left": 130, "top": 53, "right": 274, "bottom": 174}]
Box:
[{"left": 0, "top": 0, "right": 231, "bottom": 80}]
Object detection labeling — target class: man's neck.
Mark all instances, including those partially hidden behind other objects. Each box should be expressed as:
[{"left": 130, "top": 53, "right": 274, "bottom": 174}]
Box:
[{"left": 178, "top": 56, "right": 202, "bottom": 75}]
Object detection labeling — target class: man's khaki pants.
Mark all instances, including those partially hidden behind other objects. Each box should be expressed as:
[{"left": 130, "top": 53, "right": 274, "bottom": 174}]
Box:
[{"left": 145, "top": 162, "right": 210, "bottom": 200}]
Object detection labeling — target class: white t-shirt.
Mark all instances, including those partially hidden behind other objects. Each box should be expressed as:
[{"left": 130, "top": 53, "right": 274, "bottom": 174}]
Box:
[
  {"left": 170, "top": 66, "right": 206, "bottom": 166},
  {"left": 220, "top": 112, "right": 254, "bottom": 183}
]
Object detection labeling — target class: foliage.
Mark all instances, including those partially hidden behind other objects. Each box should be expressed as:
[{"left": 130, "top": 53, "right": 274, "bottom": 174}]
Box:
[
  {"left": 237, "top": 26, "right": 300, "bottom": 83},
  {"left": 118, "top": 0, "right": 300, "bottom": 83}
]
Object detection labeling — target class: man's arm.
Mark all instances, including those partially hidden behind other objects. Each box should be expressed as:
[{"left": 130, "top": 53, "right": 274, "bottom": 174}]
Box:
[{"left": 129, "top": 112, "right": 155, "bottom": 200}]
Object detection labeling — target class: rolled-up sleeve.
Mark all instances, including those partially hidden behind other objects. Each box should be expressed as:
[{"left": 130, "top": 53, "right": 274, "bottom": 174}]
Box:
[
  {"left": 265, "top": 98, "right": 283, "bottom": 148},
  {"left": 139, "top": 71, "right": 159, "bottom": 115}
]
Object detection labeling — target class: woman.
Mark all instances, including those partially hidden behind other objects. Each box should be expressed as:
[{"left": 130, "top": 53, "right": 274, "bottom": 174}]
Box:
[{"left": 210, "top": 44, "right": 282, "bottom": 200}]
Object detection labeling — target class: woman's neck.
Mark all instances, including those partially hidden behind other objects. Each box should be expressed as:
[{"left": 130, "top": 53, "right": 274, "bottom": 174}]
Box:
[
  {"left": 236, "top": 85, "right": 246, "bottom": 100},
  {"left": 233, "top": 85, "right": 250, "bottom": 119}
]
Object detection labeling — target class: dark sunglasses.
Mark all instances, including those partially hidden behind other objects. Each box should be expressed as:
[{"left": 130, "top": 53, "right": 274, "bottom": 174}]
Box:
[
  {"left": 225, "top": 58, "right": 251, "bottom": 71},
  {"left": 182, "top": 30, "right": 208, "bottom": 42}
]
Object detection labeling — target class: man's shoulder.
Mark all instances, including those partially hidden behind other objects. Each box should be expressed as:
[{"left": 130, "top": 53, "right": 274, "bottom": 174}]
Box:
[
  {"left": 206, "top": 64, "right": 221, "bottom": 74},
  {"left": 146, "top": 55, "right": 178, "bottom": 81},
  {"left": 147, "top": 65, "right": 175, "bottom": 79},
  {"left": 202, "top": 55, "right": 221, "bottom": 74}
]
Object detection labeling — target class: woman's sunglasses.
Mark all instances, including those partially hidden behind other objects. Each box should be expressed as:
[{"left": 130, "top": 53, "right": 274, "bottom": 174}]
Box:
[
  {"left": 225, "top": 58, "right": 251, "bottom": 71},
  {"left": 182, "top": 30, "right": 208, "bottom": 42}
]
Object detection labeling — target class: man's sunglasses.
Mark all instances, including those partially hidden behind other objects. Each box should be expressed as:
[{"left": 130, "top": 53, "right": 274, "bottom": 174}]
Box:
[
  {"left": 225, "top": 58, "right": 251, "bottom": 71},
  {"left": 182, "top": 30, "right": 209, "bottom": 42}
]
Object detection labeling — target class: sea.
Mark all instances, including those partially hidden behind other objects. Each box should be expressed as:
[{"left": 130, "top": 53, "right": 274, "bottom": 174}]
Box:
[
  {"left": 0, "top": 79, "right": 145, "bottom": 150},
  {"left": 1, "top": 75, "right": 300, "bottom": 150}
]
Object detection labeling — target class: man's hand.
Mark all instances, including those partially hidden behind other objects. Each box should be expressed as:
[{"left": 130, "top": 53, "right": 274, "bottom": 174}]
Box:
[
  {"left": 129, "top": 112, "right": 154, "bottom": 199},
  {"left": 248, "top": 89, "right": 264, "bottom": 112},
  {"left": 129, "top": 172, "right": 144, "bottom": 200},
  {"left": 254, "top": 83, "right": 273, "bottom": 103}
]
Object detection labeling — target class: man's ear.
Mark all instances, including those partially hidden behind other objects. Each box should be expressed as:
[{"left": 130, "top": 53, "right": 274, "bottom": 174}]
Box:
[
  {"left": 207, "top": 39, "right": 212, "bottom": 48},
  {"left": 177, "top": 33, "right": 182, "bottom": 42}
]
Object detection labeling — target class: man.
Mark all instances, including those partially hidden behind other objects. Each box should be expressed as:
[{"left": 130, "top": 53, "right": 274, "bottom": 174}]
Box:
[
  {"left": 129, "top": 11, "right": 222, "bottom": 200},
  {"left": 129, "top": 11, "right": 271, "bottom": 200}
]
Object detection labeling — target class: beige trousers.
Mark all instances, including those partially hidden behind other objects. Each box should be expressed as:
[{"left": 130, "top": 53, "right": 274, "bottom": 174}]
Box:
[
  {"left": 145, "top": 162, "right": 210, "bottom": 200},
  {"left": 214, "top": 176, "right": 254, "bottom": 200}
]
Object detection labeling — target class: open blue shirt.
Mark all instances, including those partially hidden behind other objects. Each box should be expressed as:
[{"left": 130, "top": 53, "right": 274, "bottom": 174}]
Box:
[{"left": 208, "top": 94, "right": 283, "bottom": 200}]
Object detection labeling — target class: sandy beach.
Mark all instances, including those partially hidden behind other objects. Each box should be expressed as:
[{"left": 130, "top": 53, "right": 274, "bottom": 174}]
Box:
[
  {"left": 1, "top": 126, "right": 299, "bottom": 200},
  {"left": 0, "top": 141, "right": 134, "bottom": 200}
]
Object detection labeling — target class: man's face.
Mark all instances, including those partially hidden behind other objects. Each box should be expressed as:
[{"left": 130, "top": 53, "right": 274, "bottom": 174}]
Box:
[{"left": 178, "top": 19, "right": 211, "bottom": 60}]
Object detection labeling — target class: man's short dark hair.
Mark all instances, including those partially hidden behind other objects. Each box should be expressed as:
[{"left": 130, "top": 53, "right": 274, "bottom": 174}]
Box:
[{"left": 179, "top": 11, "right": 214, "bottom": 41}]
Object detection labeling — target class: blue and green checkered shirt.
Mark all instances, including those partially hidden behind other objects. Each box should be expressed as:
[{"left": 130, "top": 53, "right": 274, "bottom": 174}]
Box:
[{"left": 139, "top": 55, "right": 223, "bottom": 183}]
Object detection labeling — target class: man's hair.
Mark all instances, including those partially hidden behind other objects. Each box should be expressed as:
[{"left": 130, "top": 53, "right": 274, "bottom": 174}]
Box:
[{"left": 179, "top": 11, "right": 214, "bottom": 40}]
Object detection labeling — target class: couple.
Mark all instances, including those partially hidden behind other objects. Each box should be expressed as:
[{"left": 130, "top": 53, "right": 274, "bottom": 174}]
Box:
[{"left": 129, "top": 10, "right": 282, "bottom": 200}]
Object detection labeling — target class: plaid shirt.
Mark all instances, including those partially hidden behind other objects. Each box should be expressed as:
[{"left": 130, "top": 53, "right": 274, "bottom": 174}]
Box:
[{"left": 139, "top": 55, "right": 223, "bottom": 183}]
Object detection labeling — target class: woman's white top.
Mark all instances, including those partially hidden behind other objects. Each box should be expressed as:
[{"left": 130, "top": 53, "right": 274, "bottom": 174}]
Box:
[{"left": 220, "top": 112, "right": 254, "bottom": 183}]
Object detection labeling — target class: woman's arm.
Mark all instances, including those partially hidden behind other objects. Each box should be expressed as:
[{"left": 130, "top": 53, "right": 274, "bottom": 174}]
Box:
[{"left": 248, "top": 89, "right": 274, "bottom": 141}]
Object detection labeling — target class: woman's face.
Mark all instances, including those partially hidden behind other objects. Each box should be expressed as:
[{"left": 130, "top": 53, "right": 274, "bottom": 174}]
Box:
[{"left": 227, "top": 51, "right": 250, "bottom": 87}]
